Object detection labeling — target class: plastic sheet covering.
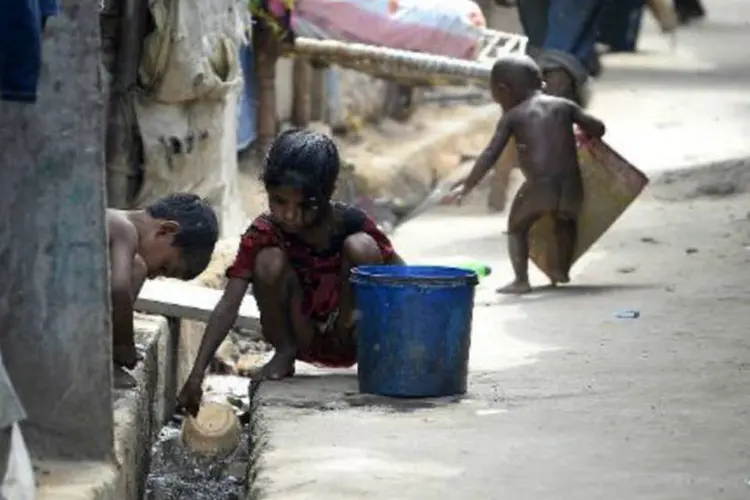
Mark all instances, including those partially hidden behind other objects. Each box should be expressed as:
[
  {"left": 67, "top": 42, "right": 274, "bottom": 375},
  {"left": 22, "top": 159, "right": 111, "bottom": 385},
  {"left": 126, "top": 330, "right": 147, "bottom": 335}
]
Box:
[
  {"left": 134, "top": 95, "right": 245, "bottom": 236},
  {"left": 289, "top": 0, "right": 486, "bottom": 60},
  {"left": 139, "top": 0, "right": 245, "bottom": 103},
  {"left": 0, "top": 424, "right": 35, "bottom": 500},
  {"left": 135, "top": 0, "right": 247, "bottom": 236}
]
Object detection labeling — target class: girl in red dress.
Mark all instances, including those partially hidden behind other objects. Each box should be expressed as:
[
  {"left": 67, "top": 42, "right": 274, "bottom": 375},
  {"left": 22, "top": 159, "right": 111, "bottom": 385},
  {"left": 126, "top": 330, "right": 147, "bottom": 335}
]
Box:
[{"left": 177, "top": 129, "right": 404, "bottom": 415}]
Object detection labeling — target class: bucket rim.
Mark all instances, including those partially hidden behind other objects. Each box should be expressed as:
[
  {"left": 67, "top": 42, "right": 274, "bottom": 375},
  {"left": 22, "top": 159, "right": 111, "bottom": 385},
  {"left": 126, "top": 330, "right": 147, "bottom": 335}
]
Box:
[{"left": 350, "top": 264, "right": 479, "bottom": 286}]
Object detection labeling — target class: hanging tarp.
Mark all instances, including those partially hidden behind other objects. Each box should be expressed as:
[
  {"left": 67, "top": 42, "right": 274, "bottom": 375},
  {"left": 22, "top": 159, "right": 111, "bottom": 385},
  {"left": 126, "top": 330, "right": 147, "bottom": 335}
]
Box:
[
  {"left": 290, "top": 0, "right": 486, "bottom": 60},
  {"left": 139, "top": 0, "right": 245, "bottom": 103}
]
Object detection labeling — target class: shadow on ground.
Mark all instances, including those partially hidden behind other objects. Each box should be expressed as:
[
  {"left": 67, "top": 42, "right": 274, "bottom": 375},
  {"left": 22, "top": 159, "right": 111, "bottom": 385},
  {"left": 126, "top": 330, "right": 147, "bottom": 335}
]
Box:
[
  {"left": 257, "top": 372, "right": 465, "bottom": 414},
  {"left": 484, "top": 283, "right": 660, "bottom": 307}
]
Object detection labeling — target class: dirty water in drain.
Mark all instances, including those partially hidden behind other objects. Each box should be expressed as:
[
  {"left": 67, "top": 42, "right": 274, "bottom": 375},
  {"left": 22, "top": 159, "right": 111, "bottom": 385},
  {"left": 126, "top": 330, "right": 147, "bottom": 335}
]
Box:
[
  {"left": 144, "top": 423, "right": 250, "bottom": 500},
  {"left": 145, "top": 379, "right": 265, "bottom": 500}
]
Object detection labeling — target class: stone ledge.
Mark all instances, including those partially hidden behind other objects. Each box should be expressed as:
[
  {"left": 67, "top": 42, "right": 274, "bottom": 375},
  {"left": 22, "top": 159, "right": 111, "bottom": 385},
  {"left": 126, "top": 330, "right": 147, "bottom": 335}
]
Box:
[
  {"left": 36, "top": 314, "right": 176, "bottom": 500},
  {"left": 35, "top": 460, "right": 118, "bottom": 500}
]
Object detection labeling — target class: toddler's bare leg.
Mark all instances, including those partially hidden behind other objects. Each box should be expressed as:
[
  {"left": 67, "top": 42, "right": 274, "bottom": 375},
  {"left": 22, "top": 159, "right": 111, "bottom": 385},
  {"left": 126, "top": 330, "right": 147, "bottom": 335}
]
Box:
[
  {"left": 497, "top": 184, "right": 542, "bottom": 295},
  {"left": 497, "top": 230, "right": 533, "bottom": 295},
  {"left": 249, "top": 248, "right": 314, "bottom": 380},
  {"left": 551, "top": 218, "right": 576, "bottom": 284}
]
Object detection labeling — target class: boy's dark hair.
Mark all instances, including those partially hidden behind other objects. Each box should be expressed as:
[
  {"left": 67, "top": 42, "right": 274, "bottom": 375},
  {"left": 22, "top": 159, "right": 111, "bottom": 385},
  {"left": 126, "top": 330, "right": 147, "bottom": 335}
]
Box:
[
  {"left": 261, "top": 129, "right": 340, "bottom": 204},
  {"left": 491, "top": 54, "right": 543, "bottom": 96},
  {"left": 146, "top": 193, "right": 219, "bottom": 280}
]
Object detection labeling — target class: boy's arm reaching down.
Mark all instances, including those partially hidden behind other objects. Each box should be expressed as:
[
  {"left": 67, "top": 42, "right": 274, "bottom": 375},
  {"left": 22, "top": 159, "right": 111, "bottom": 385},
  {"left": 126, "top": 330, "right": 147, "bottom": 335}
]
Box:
[
  {"left": 462, "top": 115, "right": 513, "bottom": 195},
  {"left": 109, "top": 218, "right": 139, "bottom": 368},
  {"left": 571, "top": 104, "right": 606, "bottom": 139}
]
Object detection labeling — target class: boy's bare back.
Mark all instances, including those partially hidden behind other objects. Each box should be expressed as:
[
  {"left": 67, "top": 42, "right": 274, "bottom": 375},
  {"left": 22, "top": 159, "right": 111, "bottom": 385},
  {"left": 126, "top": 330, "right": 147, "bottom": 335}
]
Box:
[{"left": 504, "top": 93, "right": 587, "bottom": 182}]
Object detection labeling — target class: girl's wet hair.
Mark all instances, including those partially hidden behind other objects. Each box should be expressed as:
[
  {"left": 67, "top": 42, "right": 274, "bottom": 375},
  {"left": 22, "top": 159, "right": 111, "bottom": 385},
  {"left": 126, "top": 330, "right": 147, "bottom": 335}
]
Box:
[{"left": 261, "top": 129, "right": 340, "bottom": 204}]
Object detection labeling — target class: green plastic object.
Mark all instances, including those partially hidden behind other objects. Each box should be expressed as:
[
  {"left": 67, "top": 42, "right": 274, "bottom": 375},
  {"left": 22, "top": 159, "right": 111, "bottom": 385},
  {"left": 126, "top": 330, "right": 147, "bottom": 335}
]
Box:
[{"left": 455, "top": 262, "right": 492, "bottom": 279}]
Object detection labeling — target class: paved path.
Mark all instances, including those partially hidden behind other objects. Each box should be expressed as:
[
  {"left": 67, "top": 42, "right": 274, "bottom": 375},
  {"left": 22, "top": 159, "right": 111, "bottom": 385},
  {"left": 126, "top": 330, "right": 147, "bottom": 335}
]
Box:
[
  {"left": 592, "top": 1, "right": 750, "bottom": 173},
  {"left": 259, "top": 4, "right": 750, "bottom": 498}
]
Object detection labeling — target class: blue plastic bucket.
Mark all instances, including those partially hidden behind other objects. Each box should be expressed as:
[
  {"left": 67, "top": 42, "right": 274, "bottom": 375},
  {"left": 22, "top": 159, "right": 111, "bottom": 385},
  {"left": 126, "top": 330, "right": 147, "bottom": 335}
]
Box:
[{"left": 350, "top": 265, "right": 478, "bottom": 398}]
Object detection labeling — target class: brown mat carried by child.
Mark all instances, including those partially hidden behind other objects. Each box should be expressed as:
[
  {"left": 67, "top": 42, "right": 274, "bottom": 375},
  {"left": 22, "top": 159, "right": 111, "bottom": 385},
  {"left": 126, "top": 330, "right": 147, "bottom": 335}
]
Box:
[{"left": 528, "top": 135, "right": 649, "bottom": 280}]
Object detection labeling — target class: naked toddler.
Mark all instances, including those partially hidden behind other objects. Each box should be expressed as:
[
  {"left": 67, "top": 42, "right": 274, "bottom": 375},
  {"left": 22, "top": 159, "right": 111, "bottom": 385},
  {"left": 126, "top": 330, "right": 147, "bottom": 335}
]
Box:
[{"left": 457, "top": 54, "right": 606, "bottom": 294}]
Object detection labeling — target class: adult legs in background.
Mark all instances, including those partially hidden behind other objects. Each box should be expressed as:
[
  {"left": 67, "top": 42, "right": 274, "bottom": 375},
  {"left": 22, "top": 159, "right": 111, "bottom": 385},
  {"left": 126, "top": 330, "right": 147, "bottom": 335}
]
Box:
[
  {"left": 517, "top": 0, "right": 549, "bottom": 49},
  {"left": 597, "top": 0, "right": 647, "bottom": 53},
  {"left": 518, "top": 0, "right": 606, "bottom": 105},
  {"left": 674, "top": 0, "right": 706, "bottom": 23}
]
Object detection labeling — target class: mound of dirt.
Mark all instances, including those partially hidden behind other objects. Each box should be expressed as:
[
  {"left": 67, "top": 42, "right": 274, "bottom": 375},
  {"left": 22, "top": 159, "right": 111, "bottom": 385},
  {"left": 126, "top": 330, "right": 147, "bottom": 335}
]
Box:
[{"left": 651, "top": 158, "right": 750, "bottom": 201}]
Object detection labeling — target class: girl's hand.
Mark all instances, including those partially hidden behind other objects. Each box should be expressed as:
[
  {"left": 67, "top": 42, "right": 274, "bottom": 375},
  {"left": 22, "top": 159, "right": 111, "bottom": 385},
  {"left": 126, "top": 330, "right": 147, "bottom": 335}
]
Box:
[{"left": 177, "top": 374, "right": 204, "bottom": 417}]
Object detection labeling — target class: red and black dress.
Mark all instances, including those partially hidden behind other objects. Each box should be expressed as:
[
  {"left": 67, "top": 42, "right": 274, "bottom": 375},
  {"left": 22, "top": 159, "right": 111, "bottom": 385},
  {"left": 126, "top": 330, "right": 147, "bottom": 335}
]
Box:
[{"left": 226, "top": 203, "right": 395, "bottom": 368}]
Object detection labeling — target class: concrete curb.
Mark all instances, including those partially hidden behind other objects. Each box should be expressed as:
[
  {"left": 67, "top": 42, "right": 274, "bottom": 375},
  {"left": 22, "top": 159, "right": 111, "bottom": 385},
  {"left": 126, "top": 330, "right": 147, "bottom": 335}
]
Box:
[{"left": 36, "top": 315, "right": 175, "bottom": 500}]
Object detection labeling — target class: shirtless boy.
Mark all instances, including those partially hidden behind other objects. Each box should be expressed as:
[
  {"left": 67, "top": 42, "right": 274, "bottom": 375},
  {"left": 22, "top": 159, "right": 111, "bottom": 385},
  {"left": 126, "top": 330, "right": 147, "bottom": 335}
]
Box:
[
  {"left": 108, "top": 193, "right": 218, "bottom": 387},
  {"left": 457, "top": 54, "right": 605, "bottom": 294},
  {"left": 176, "top": 129, "right": 405, "bottom": 416}
]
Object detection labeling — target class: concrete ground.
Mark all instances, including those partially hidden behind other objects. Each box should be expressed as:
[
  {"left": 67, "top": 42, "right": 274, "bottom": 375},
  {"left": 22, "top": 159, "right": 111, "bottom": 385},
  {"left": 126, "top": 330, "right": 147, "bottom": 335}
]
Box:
[
  {"left": 257, "top": 4, "right": 750, "bottom": 499},
  {"left": 260, "top": 191, "right": 750, "bottom": 500},
  {"left": 590, "top": 0, "right": 750, "bottom": 174}
]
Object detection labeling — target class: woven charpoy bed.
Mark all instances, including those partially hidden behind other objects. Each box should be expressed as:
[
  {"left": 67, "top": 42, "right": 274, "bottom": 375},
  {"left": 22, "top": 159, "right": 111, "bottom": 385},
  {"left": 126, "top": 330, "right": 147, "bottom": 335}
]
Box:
[
  {"left": 284, "top": 30, "right": 527, "bottom": 87},
  {"left": 251, "top": 0, "right": 525, "bottom": 86}
]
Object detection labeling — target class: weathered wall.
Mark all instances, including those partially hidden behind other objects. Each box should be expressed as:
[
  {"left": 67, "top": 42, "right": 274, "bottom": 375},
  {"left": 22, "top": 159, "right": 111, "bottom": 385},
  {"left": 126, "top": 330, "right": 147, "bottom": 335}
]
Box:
[
  {"left": 0, "top": 0, "right": 113, "bottom": 460},
  {"left": 35, "top": 315, "right": 178, "bottom": 499}
]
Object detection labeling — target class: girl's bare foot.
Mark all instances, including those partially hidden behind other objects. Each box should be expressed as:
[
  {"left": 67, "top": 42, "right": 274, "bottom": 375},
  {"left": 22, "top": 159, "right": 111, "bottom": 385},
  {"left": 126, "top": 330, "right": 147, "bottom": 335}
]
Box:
[
  {"left": 497, "top": 280, "right": 532, "bottom": 295},
  {"left": 247, "top": 350, "right": 296, "bottom": 381}
]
